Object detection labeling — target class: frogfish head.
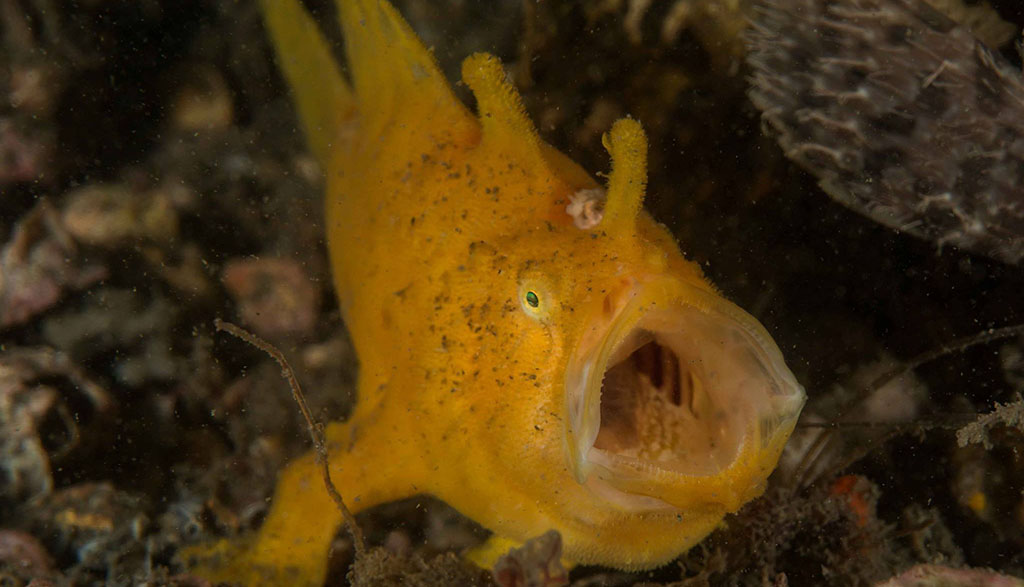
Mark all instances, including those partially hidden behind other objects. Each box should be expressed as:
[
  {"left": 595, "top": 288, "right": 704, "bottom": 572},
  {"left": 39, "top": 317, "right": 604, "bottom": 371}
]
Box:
[{"left": 509, "top": 118, "right": 806, "bottom": 518}]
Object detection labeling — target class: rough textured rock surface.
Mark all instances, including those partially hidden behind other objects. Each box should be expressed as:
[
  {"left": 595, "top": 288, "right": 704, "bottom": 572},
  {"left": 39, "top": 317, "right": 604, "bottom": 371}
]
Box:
[{"left": 747, "top": 0, "right": 1024, "bottom": 264}]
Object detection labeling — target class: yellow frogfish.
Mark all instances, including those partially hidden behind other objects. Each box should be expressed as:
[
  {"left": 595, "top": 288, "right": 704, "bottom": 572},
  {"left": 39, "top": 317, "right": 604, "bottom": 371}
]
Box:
[{"left": 185, "top": 0, "right": 806, "bottom": 584}]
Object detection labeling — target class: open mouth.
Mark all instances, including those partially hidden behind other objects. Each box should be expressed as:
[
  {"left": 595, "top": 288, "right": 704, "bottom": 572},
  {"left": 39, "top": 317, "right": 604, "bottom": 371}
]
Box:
[
  {"left": 594, "top": 323, "right": 742, "bottom": 475},
  {"left": 566, "top": 278, "right": 805, "bottom": 510}
]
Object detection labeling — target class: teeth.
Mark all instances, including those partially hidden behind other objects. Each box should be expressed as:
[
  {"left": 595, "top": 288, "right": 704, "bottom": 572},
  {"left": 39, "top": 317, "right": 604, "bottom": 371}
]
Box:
[{"left": 606, "top": 328, "right": 653, "bottom": 367}]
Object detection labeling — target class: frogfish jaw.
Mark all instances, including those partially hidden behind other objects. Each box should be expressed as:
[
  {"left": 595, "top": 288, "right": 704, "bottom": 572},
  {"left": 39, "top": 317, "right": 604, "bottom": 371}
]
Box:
[{"left": 565, "top": 276, "right": 806, "bottom": 514}]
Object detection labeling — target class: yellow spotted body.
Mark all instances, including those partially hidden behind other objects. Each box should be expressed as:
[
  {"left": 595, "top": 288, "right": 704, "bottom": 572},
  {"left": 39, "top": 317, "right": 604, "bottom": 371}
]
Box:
[{"left": 186, "top": 1, "right": 806, "bottom": 584}]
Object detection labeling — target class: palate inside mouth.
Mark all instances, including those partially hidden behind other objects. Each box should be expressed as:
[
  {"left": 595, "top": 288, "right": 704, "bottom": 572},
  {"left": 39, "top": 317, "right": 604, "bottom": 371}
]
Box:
[{"left": 593, "top": 321, "right": 745, "bottom": 476}]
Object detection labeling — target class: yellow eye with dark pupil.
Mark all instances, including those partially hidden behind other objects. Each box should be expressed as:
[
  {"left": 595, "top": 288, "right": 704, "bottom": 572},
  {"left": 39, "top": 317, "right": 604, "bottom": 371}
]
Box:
[{"left": 525, "top": 291, "right": 540, "bottom": 308}]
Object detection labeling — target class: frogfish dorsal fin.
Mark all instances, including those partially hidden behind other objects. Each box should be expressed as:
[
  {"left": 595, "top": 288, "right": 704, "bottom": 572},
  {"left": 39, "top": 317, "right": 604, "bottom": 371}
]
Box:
[
  {"left": 601, "top": 118, "right": 648, "bottom": 234},
  {"left": 461, "top": 53, "right": 544, "bottom": 165},
  {"left": 259, "top": 0, "right": 355, "bottom": 168},
  {"left": 337, "top": 0, "right": 474, "bottom": 138}
]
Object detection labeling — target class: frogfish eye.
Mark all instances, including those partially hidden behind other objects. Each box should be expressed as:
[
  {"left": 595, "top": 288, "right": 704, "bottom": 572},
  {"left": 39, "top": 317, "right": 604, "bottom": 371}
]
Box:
[
  {"left": 518, "top": 281, "right": 550, "bottom": 319},
  {"left": 525, "top": 291, "right": 540, "bottom": 308}
]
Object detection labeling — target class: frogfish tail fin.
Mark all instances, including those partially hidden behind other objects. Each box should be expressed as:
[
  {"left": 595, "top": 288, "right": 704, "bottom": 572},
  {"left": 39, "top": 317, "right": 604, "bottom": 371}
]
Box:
[
  {"left": 337, "top": 0, "right": 474, "bottom": 137},
  {"left": 258, "top": 0, "right": 355, "bottom": 168},
  {"left": 600, "top": 118, "right": 648, "bottom": 234}
]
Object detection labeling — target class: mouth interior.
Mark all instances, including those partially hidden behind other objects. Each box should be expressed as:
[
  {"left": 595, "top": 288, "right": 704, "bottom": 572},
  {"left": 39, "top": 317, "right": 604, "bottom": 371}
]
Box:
[{"left": 589, "top": 307, "right": 778, "bottom": 476}]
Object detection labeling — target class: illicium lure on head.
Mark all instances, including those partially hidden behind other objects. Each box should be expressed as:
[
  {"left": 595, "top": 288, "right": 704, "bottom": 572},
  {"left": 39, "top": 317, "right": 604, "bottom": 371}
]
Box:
[{"left": 183, "top": 0, "right": 806, "bottom": 584}]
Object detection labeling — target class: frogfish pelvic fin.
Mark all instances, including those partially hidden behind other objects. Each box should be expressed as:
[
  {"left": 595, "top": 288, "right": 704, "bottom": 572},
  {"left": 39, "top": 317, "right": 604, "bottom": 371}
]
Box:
[{"left": 183, "top": 0, "right": 807, "bottom": 584}]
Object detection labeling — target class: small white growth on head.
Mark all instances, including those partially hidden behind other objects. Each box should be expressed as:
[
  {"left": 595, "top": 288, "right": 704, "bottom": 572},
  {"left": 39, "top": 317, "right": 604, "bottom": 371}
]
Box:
[{"left": 566, "top": 188, "right": 606, "bottom": 230}]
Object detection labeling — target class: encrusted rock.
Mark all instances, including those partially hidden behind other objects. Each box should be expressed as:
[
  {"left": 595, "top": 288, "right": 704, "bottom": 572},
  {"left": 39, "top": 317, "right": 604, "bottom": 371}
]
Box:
[{"left": 748, "top": 0, "right": 1024, "bottom": 264}]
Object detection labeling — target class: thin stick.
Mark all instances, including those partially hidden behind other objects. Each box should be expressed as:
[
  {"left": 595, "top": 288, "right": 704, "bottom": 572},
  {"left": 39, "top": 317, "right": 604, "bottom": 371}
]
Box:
[
  {"left": 796, "top": 415, "right": 975, "bottom": 429},
  {"left": 793, "top": 323, "right": 1024, "bottom": 490},
  {"left": 214, "top": 318, "right": 366, "bottom": 555},
  {"left": 863, "top": 324, "right": 1024, "bottom": 398}
]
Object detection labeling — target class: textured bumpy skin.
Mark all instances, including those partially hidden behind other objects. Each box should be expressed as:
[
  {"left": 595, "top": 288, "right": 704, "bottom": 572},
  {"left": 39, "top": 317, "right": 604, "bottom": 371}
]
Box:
[
  {"left": 747, "top": 0, "right": 1024, "bottom": 265},
  {"left": 183, "top": 1, "right": 803, "bottom": 584}
]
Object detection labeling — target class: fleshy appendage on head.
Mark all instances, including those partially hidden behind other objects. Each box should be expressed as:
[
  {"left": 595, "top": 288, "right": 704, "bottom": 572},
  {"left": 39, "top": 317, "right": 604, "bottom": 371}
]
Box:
[{"left": 599, "top": 118, "right": 648, "bottom": 235}]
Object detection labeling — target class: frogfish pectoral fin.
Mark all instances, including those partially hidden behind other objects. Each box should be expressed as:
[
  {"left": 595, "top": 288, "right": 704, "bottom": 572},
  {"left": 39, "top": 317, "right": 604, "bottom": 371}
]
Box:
[
  {"left": 179, "top": 446, "right": 341, "bottom": 587},
  {"left": 182, "top": 419, "right": 429, "bottom": 587}
]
